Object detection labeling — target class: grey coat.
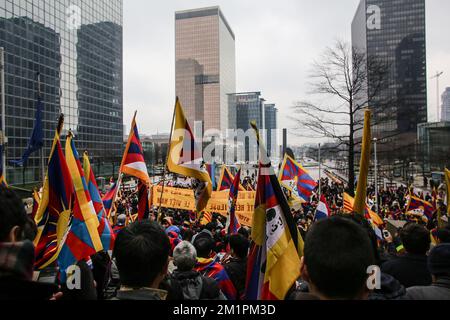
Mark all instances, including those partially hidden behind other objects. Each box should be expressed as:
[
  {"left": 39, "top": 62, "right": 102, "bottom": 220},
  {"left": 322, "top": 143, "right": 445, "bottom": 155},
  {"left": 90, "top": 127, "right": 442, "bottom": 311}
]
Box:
[{"left": 405, "top": 277, "right": 450, "bottom": 300}]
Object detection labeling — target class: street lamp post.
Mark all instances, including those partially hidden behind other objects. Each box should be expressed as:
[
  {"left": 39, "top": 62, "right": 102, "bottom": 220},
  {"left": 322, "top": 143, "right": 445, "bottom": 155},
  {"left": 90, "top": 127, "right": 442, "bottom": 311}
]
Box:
[
  {"left": 318, "top": 143, "right": 321, "bottom": 201},
  {"left": 0, "top": 47, "right": 6, "bottom": 181}
]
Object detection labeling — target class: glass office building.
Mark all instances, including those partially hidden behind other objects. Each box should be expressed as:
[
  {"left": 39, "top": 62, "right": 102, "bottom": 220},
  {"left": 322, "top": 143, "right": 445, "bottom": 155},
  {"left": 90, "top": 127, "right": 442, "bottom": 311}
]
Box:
[
  {"left": 175, "top": 6, "right": 236, "bottom": 132},
  {"left": 418, "top": 122, "right": 450, "bottom": 172},
  {"left": 352, "top": 0, "right": 427, "bottom": 162},
  {"left": 264, "top": 104, "right": 277, "bottom": 156},
  {"left": 0, "top": 0, "right": 123, "bottom": 185}
]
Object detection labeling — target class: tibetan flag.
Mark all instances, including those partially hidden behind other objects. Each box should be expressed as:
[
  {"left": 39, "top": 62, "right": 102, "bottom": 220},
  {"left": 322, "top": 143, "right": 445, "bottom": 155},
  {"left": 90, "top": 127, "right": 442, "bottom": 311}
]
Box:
[
  {"left": 121, "top": 112, "right": 150, "bottom": 184},
  {"left": 195, "top": 257, "right": 237, "bottom": 300},
  {"left": 137, "top": 180, "right": 151, "bottom": 221},
  {"left": 206, "top": 163, "right": 216, "bottom": 190},
  {"left": 407, "top": 195, "right": 434, "bottom": 221},
  {"left": 217, "top": 165, "right": 245, "bottom": 191},
  {"left": 58, "top": 133, "right": 103, "bottom": 280},
  {"left": 314, "top": 195, "right": 330, "bottom": 221},
  {"left": 83, "top": 152, "right": 115, "bottom": 251},
  {"left": 245, "top": 122, "right": 303, "bottom": 301},
  {"left": 102, "top": 182, "right": 118, "bottom": 218},
  {"left": 343, "top": 192, "right": 384, "bottom": 226},
  {"left": 34, "top": 115, "right": 74, "bottom": 270},
  {"left": 167, "top": 98, "right": 212, "bottom": 212},
  {"left": 279, "top": 154, "right": 317, "bottom": 203},
  {"left": 30, "top": 189, "right": 40, "bottom": 220},
  {"left": 226, "top": 169, "right": 242, "bottom": 235}
]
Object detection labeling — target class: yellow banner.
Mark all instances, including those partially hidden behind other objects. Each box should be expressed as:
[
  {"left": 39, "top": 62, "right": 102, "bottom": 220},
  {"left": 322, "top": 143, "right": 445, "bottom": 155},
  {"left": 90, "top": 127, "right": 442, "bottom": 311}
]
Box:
[{"left": 152, "top": 186, "right": 255, "bottom": 226}]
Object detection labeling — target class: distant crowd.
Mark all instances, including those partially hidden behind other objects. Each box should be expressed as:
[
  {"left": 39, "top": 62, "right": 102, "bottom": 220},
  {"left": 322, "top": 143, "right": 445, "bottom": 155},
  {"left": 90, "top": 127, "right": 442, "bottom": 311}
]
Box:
[{"left": 0, "top": 173, "right": 449, "bottom": 300}]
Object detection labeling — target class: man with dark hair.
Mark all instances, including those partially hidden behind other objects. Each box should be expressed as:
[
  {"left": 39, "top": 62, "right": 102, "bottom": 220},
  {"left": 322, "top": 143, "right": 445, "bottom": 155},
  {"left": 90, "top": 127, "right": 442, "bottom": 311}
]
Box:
[
  {"left": 223, "top": 234, "right": 249, "bottom": 300},
  {"left": 299, "top": 216, "right": 375, "bottom": 300},
  {"left": 382, "top": 223, "right": 432, "bottom": 288},
  {"left": 193, "top": 233, "right": 237, "bottom": 300},
  {"left": 113, "top": 220, "right": 170, "bottom": 300},
  {"left": 0, "top": 187, "right": 59, "bottom": 300},
  {"left": 406, "top": 243, "right": 450, "bottom": 300}
]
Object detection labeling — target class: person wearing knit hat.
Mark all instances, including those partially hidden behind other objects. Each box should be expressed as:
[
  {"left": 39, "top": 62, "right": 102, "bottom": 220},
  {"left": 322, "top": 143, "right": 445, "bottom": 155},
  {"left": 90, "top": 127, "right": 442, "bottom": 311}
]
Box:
[{"left": 405, "top": 244, "right": 450, "bottom": 300}]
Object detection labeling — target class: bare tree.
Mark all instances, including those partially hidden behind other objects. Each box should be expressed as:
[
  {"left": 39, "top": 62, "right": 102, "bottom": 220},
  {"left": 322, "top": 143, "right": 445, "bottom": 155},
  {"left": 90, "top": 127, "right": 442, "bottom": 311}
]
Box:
[{"left": 293, "top": 40, "right": 390, "bottom": 196}]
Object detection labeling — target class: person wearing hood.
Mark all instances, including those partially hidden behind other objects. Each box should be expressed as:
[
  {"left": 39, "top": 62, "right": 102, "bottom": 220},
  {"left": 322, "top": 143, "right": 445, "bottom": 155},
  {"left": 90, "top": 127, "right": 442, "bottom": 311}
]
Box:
[{"left": 168, "top": 241, "right": 225, "bottom": 300}]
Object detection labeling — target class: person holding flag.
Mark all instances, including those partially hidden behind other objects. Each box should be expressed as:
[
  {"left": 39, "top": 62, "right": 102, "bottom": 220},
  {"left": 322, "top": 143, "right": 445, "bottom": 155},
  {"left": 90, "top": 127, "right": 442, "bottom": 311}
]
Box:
[
  {"left": 225, "top": 168, "right": 242, "bottom": 236},
  {"left": 245, "top": 121, "right": 303, "bottom": 300}
]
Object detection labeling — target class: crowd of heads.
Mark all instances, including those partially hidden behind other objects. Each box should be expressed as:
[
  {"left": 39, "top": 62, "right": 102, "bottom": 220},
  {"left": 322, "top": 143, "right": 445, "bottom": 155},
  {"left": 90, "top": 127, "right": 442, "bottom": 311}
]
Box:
[{"left": 0, "top": 170, "right": 450, "bottom": 300}]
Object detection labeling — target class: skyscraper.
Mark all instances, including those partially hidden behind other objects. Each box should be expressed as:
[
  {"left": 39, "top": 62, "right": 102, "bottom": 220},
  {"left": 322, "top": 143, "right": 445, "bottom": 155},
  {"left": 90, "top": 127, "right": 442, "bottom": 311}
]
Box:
[
  {"left": 0, "top": 0, "right": 123, "bottom": 185},
  {"left": 229, "top": 92, "right": 266, "bottom": 162},
  {"left": 264, "top": 104, "right": 278, "bottom": 156},
  {"left": 175, "top": 6, "right": 236, "bottom": 132},
  {"left": 352, "top": 0, "right": 427, "bottom": 160},
  {"left": 442, "top": 87, "right": 450, "bottom": 122}
]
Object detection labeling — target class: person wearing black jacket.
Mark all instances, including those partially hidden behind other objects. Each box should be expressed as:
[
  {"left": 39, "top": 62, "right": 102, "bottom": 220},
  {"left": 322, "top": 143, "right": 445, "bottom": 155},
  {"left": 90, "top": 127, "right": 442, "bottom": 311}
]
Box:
[
  {"left": 223, "top": 234, "right": 249, "bottom": 300},
  {"left": 169, "top": 241, "right": 225, "bottom": 300},
  {"left": 382, "top": 223, "right": 432, "bottom": 288}
]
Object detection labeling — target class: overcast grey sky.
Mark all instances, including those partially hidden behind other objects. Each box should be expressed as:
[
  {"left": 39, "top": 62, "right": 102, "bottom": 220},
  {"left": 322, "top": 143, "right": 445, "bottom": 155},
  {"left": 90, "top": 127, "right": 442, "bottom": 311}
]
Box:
[{"left": 123, "top": 0, "right": 450, "bottom": 145}]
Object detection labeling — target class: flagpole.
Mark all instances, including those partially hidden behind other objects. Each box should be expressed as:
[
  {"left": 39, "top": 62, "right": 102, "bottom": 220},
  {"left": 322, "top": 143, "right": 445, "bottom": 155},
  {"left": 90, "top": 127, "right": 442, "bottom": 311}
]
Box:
[
  {"left": 37, "top": 73, "right": 45, "bottom": 183},
  {"left": 318, "top": 143, "right": 321, "bottom": 201},
  {"left": 0, "top": 47, "right": 6, "bottom": 180},
  {"left": 110, "top": 111, "right": 137, "bottom": 221},
  {"left": 373, "top": 138, "right": 378, "bottom": 214},
  {"left": 157, "top": 99, "right": 176, "bottom": 223}
]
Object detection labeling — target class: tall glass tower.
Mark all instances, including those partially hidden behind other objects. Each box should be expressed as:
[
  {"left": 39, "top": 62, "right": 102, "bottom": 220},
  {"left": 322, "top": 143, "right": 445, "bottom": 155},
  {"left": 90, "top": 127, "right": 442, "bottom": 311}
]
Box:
[
  {"left": 175, "top": 6, "right": 236, "bottom": 132},
  {"left": 352, "top": 0, "right": 427, "bottom": 162},
  {"left": 0, "top": 0, "right": 123, "bottom": 185}
]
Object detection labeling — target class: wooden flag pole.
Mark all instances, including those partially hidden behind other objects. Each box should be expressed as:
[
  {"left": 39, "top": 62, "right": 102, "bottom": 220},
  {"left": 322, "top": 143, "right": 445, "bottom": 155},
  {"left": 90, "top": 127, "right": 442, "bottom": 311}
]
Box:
[{"left": 110, "top": 111, "right": 137, "bottom": 223}]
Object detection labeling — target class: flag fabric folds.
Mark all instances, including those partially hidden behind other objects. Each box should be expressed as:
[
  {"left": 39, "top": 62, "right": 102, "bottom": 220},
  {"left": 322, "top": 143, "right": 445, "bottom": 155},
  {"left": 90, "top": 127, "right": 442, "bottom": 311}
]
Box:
[
  {"left": 30, "top": 189, "right": 40, "bottom": 220},
  {"left": 206, "top": 163, "right": 216, "bottom": 190},
  {"left": 225, "top": 168, "right": 242, "bottom": 235},
  {"left": 10, "top": 94, "right": 44, "bottom": 166},
  {"left": 278, "top": 154, "right": 317, "bottom": 203},
  {"left": 83, "top": 152, "right": 115, "bottom": 251},
  {"left": 58, "top": 133, "right": 103, "bottom": 280},
  {"left": 195, "top": 257, "right": 237, "bottom": 300},
  {"left": 354, "top": 109, "right": 372, "bottom": 215},
  {"left": 121, "top": 113, "right": 150, "bottom": 185},
  {"left": 102, "top": 182, "right": 118, "bottom": 218},
  {"left": 314, "top": 195, "right": 331, "bottom": 221},
  {"left": 217, "top": 165, "right": 245, "bottom": 191},
  {"left": 0, "top": 145, "right": 7, "bottom": 187},
  {"left": 407, "top": 195, "right": 434, "bottom": 221},
  {"left": 343, "top": 192, "right": 384, "bottom": 226},
  {"left": 34, "top": 115, "right": 73, "bottom": 269},
  {"left": 167, "top": 98, "right": 212, "bottom": 212},
  {"left": 245, "top": 122, "right": 303, "bottom": 300},
  {"left": 137, "top": 180, "right": 151, "bottom": 221}
]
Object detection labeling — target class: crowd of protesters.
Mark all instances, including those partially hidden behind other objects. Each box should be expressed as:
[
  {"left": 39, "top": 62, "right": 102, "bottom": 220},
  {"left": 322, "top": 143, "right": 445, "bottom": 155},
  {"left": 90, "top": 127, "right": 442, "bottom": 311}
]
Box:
[{"left": 1, "top": 169, "right": 450, "bottom": 300}]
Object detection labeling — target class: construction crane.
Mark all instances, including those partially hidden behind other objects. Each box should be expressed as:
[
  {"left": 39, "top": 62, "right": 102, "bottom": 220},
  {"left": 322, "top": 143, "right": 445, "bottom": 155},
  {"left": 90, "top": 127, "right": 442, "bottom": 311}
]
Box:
[{"left": 430, "top": 71, "right": 444, "bottom": 122}]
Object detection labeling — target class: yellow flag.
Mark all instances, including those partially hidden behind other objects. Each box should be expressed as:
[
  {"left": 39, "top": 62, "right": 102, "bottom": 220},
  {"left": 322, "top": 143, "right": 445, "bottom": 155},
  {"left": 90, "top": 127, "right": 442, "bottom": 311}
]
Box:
[
  {"left": 445, "top": 168, "right": 450, "bottom": 216},
  {"left": 167, "top": 98, "right": 212, "bottom": 212},
  {"left": 354, "top": 109, "right": 372, "bottom": 215}
]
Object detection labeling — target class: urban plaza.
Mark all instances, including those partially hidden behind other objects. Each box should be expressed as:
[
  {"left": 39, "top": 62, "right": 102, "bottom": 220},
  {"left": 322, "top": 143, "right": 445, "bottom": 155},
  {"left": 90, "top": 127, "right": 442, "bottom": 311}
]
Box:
[{"left": 0, "top": 0, "right": 449, "bottom": 313}]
